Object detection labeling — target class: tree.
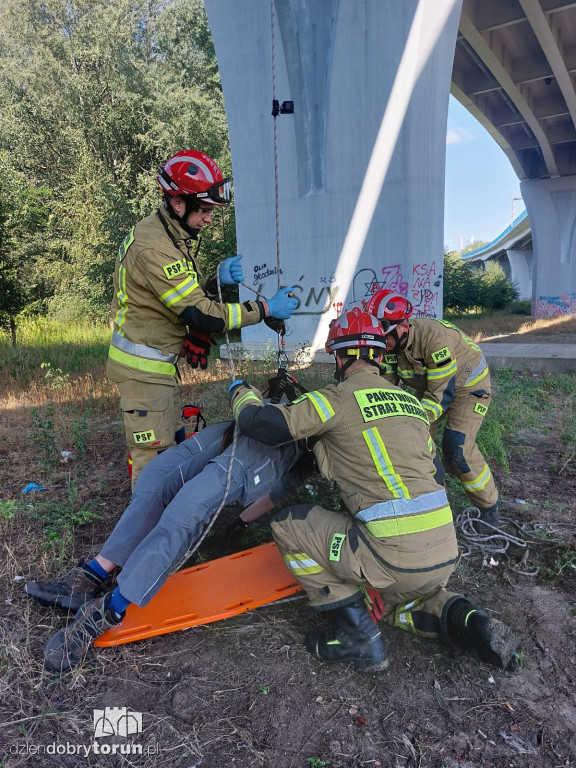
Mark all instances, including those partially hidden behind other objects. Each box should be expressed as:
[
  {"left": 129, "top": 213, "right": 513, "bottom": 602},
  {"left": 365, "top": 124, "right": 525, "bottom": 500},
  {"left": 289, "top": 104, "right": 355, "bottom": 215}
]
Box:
[
  {"left": 443, "top": 252, "right": 479, "bottom": 313},
  {"left": 0, "top": 0, "right": 233, "bottom": 322},
  {"left": 477, "top": 261, "right": 519, "bottom": 310}
]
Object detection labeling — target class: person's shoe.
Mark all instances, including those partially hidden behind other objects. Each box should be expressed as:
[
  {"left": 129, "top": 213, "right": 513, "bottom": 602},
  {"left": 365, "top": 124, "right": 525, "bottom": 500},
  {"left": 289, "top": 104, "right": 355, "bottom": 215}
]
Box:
[
  {"left": 44, "top": 594, "right": 123, "bottom": 672},
  {"left": 25, "top": 561, "right": 103, "bottom": 612},
  {"left": 305, "top": 594, "right": 389, "bottom": 673},
  {"left": 446, "top": 597, "right": 519, "bottom": 669}
]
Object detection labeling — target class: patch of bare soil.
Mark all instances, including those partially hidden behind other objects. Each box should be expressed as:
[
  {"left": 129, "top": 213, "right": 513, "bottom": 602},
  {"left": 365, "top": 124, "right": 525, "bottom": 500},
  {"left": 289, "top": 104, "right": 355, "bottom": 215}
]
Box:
[{"left": 1, "top": 377, "right": 575, "bottom": 768}]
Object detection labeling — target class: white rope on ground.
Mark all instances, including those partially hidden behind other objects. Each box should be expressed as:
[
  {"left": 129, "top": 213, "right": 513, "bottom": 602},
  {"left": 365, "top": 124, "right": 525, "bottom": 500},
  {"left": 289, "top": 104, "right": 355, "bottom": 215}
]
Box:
[{"left": 454, "top": 506, "right": 576, "bottom": 577}]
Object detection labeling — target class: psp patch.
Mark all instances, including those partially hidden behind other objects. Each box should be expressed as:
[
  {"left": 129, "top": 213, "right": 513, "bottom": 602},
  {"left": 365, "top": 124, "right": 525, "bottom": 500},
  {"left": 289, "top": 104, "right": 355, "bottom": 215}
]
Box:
[
  {"left": 431, "top": 346, "right": 450, "bottom": 364},
  {"left": 162, "top": 260, "right": 187, "bottom": 279},
  {"left": 329, "top": 533, "right": 346, "bottom": 562},
  {"left": 132, "top": 429, "right": 156, "bottom": 444},
  {"left": 473, "top": 402, "right": 488, "bottom": 416}
]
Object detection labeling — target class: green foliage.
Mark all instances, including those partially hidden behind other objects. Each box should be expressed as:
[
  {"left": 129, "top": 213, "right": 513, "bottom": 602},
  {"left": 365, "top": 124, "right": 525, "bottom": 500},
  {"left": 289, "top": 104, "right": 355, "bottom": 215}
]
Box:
[
  {"left": 0, "top": 499, "right": 19, "bottom": 521},
  {"left": 31, "top": 480, "right": 101, "bottom": 544},
  {"left": 443, "top": 252, "right": 519, "bottom": 314}
]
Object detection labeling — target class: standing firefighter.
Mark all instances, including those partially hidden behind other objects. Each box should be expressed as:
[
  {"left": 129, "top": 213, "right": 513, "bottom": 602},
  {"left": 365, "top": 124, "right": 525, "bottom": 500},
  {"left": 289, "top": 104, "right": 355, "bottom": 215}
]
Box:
[
  {"left": 366, "top": 289, "right": 500, "bottom": 526},
  {"left": 228, "top": 308, "right": 519, "bottom": 672},
  {"left": 107, "top": 149, "right": 298, "bottom": 485}
]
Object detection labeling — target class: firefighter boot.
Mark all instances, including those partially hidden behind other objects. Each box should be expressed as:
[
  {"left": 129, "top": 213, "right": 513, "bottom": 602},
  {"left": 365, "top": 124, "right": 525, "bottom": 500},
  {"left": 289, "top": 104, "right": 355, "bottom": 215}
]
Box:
[
  {"left": 44, "top": 594, "right": 124, "bottom": 672},
  {"left": 305, "top": 594, "right": 389, "bottom": 673},
  {"left": 25, "top": 561, "right": 104, "bottom": 612},
  {"left": 445, "top": 597, "right": 519, "bottom": 669},
  {"left": 478, "top": 501, "right": 500, "bottom": 527}
]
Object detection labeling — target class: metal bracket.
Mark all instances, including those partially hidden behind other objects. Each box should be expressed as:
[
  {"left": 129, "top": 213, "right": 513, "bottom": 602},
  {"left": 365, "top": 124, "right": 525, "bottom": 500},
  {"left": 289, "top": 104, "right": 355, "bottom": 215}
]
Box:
[{"left": 272, "top": 100, "right": 295, "bottom": 116}]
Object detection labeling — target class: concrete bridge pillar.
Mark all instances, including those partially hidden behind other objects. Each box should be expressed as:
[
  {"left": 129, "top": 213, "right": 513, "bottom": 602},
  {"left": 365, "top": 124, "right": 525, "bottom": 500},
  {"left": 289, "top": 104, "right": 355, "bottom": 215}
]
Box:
[
  {"left": 521, "top": 177, "right": 576, "bottom": 317},
  {"left": 505, "top": 249, "right": 532, "bottom": 301},
  {"left": 205, "top": 0, "right": 462, "bottom": 358}
]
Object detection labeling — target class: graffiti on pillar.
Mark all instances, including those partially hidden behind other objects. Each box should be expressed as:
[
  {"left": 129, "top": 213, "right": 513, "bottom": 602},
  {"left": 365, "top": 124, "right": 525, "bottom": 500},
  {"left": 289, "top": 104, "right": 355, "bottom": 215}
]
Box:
[
  {"left": 252, "top": 263, "right": 282, "bottom": 286},
  {"left": 320, "top": 275, "right": 337, "bottom": 284},
  {"left": 257, "top": 283, "right": 340, "bottom": 315},
  {"left": 352, "top": 263, "right": 441, "bottom": 317},
  {"left": 409, "top": 261, "right": 442, "bottom": 318},
  {"left": 535, "top": 293, "right": 576, "bottom": 317},
  {"left": 332, "top": 300, "right": 343, "bottom": 315},
  {"left": 352, "top": 266, "right": 408, "bottom": 302}
]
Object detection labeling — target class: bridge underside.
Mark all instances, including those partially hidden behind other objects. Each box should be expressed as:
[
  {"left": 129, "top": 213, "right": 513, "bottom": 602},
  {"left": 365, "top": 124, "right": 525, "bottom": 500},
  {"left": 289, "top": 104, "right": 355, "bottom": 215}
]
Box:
[{"left": 452, "top": 0, "right": 576, "bottom": 316}]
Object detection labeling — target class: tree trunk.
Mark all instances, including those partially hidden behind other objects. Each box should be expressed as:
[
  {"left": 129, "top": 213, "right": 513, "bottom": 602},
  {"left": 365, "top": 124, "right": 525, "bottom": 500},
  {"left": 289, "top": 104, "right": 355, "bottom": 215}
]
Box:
[{"left": 10, "top": 315, "right": 16, "bottom": 347}]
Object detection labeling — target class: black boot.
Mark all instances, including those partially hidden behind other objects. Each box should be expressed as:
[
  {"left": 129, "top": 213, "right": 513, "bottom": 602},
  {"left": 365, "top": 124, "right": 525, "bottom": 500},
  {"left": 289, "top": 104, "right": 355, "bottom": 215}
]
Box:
[
  {"left": 478, "top": 502, "right": 500, "bottom": 527},
  {"left": 445, "top": 597, "right": 519, "bottom": 669},
  {"left": 305, "top": 594, "right": 389, "bottom": 673},
  {"left": 25, "top": 560, "right": 105, "bottom": 611}
]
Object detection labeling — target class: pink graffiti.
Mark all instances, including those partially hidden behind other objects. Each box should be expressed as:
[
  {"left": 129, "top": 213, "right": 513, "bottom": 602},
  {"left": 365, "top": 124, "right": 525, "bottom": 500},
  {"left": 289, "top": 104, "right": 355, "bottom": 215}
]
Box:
[{"left": 380, "top": 264, "right": 408, "bottom": 295}]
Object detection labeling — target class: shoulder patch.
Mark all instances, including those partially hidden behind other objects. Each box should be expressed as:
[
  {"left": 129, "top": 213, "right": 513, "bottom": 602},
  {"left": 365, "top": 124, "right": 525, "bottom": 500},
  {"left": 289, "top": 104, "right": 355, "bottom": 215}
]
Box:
[
  {"left": 163, "top": 259, "right": 187, "bottom": 279},
  {"left": 118, "top": 227, "right": 135, "bottom": 262},
  {"left": 431, "top": 346, "right": 450, "bottom": 364}
]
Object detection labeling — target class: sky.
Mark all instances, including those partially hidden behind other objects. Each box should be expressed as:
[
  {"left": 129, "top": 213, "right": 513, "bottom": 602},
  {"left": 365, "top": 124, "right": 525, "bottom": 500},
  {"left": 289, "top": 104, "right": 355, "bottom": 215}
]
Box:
[{"left": 444, "top": 96, "right": 526, "bottom": 253}]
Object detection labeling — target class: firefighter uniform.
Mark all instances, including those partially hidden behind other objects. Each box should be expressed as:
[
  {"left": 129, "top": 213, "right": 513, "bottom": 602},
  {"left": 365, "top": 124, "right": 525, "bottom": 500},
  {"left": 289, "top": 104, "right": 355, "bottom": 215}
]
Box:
[
  {"left": 380, "top": 318, "right": 498, "bottom": 514},
  {"left": 230, "top": 366, "right": 465, "bottom": 640},
  {"left": 107, "top": 207, "right": 266, "bottom": 485}
]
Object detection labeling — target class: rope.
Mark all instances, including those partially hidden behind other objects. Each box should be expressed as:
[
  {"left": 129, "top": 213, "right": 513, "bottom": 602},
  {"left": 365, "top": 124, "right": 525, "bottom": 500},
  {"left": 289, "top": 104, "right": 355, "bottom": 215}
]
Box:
[
  {"left": 454, "top": 506, "right": 576, "bottom": 577},
  {"left": 270, "top": 0, "right": 285, "bottom": 361}
]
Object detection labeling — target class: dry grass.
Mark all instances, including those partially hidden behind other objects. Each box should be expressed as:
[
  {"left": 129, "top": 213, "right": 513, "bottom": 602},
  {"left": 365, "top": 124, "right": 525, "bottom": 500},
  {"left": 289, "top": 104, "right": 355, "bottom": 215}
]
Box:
[{"left": 453, "top": 313, "right": 576, "bottom": 342}]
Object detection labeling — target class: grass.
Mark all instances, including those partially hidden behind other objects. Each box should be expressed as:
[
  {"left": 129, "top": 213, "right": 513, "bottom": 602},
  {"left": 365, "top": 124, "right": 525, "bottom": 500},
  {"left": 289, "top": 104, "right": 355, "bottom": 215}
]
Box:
[{"left": 447, "top": 311, "right": 576, "bottom": 342}]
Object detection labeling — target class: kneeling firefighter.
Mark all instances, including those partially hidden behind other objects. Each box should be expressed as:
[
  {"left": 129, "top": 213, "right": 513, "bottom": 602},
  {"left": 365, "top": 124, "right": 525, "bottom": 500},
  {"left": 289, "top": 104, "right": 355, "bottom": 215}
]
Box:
[{"left": 228, "top": 308, "right": 519, "bottom": 672}]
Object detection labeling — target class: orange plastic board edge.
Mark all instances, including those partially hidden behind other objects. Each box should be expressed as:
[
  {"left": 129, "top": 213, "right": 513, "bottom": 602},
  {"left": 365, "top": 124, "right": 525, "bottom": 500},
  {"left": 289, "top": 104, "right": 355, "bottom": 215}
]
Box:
[{"left": 95, "top": 542, "right": 302, "bottom": 647}]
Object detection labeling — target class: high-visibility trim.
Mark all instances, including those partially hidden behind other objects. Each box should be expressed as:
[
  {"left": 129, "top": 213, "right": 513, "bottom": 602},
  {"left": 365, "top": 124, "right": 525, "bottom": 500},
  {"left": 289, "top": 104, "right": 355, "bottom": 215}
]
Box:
[
  {"left": 118, "top": 227, "right": 135, "bottom": 261},
  {"left": 394, "top": 596, "right": 424, "bottom": 632},
  {"left": 427, "top": 360, "right": 457, "bottom": 381},
  {"left": 111, "top": 332, "right": 179, "bottom": 363},
  {"left": 114, "top": 265, "right": 129, "bottom": 333},
  {"left": 464, "top": 358, "right": 489, "bottom": 387},
  {"left": 108, "top": 345, "right": 176, "bottom": 376},
  {"left": 379, "top": 361, "right": 396, "bottom": 375},
  {"left": 356, "top": 489, "right": 448, "bottom": 522},
  {"left": 232, "top": 391, "right": 262, "bottom": 420},
  {"left": 227, "top": 303, "right": 242, "bottom": 330},
  {"left": 363, "top": 428, "right": 410, "bottom": 499},
  {"left": 422, "top": 398, "right": 442, "bottom": 421},
  {"left": 398, "top": 367, "right": 416, "bottom": 379},
  {"left": 302, "top": 392, "right": 335, "bottom": 423},
  {"left": 365, "top": 505, "right": 452, "bottom": 538},
  {"left": 428, "top": 436, "right": 435, "bottom": 454},
  {"left": 283, "top": 552, "right": 324, "bottom": 576},
  {"left": 160, "top": 275, "right": 199, "bottom": 308},
  {"left": 461, "top": 463, "right": 492, "bottom": 491}
]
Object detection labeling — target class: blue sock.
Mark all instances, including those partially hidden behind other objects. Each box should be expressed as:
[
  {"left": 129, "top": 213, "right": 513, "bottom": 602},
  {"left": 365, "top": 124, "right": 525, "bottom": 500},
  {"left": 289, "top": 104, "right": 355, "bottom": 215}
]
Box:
[
  {"left": 107, "top": 587, "right": 131, "bottom": 617},
  {"left": 84, "top": 558, "right": 108, "bottom": 581}
]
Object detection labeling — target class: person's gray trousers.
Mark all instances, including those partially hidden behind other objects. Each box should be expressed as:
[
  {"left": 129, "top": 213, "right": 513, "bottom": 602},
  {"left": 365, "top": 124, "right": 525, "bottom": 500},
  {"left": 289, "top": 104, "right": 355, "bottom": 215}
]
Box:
[{"left": 100, "top": 421, "right": 299, "bottom": 606}]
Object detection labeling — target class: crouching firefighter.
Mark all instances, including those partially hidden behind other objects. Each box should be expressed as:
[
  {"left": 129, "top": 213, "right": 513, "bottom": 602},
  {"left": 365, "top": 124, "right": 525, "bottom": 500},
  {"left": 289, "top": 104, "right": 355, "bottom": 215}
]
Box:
[{"left": 229, "top": 308, "right": 520, "bottom": 673}]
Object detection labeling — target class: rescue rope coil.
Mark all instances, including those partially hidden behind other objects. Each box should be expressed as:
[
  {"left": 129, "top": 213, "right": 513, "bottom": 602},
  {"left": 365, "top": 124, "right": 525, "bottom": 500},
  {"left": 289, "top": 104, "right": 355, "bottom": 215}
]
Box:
[{"left": 454, "top": 506, "right": 576, "bottom": 577}]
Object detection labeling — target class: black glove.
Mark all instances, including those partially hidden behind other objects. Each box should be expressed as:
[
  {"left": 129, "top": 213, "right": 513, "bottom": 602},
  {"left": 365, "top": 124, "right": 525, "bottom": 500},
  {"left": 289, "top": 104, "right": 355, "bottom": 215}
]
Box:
[
  {"left": 182, "top": 331, "right": 212, "bottom": 369},
  {"left": 266, "top": 368, "right": 297, "bottom": 403},
  {"left": 264, "top": 316, "right": 287, "bottom": 336},
  {"left": 221, "top": 517, "right": 249, "bottom": 546}
]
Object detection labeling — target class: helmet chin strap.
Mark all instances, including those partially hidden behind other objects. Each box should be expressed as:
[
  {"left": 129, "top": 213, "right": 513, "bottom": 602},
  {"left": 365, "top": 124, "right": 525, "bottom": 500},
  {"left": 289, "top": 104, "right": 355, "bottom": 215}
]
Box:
[
  {"left": 334, "top": 351, "right": 381, "bottom": 381},
  {"left": 166, "top": 195, "right": 201, "bottom": 238},
  {"left": 386, "top": 326, "right": 409, "bottom": 353}
]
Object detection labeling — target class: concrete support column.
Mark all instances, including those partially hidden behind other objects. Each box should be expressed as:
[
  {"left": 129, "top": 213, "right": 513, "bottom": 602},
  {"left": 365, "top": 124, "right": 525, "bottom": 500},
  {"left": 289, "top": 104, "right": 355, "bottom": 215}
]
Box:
[
  {"left": 521, "top": 177, "right": 576, "bottom": 317},
  {"left": 205, "top": 0, "right": 462, "bottom": 357},
  {"left": 506, "top": 249, "right": 532, "bottom": 301}
]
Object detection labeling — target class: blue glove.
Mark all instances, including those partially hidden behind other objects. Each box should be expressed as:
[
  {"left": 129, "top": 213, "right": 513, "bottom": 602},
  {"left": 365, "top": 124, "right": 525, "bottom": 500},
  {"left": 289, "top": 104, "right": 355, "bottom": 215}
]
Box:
[
  {"left": 219, "top": 254, "right": 244, "bottom": 285},
  {"left": 228, "top": 380, "right": 245, "bottom": 400},
  {"left": 267, "top": 287, "right": 298, "bottom": 319}
]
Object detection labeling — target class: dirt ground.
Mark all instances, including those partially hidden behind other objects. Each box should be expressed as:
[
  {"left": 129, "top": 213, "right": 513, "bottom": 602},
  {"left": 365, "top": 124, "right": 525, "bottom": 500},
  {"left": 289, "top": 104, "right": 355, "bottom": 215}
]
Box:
[{"left": 1, "top": 330, "right": 576, "bottom": 768}]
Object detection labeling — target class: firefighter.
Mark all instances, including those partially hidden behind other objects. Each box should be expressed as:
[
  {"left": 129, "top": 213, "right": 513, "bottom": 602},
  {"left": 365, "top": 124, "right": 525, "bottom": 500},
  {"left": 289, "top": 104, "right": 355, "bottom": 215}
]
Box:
[
  {"left": 108, "top": 149, "right": 298, "bottom": 486},
  {"left": 366, "top": 289, "right": 500, "bottom": 526},
  {"left": 26, "top": 417, "right": 312, "bottom": 672},
  {"left": 228, "top": 308, "right": 519, "bottom": 673}
]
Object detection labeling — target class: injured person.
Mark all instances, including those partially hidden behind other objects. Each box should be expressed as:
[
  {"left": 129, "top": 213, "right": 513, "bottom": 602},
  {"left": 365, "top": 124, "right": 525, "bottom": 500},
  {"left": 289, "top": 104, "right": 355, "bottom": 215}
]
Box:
[{"left": 25, "top": 418, "right": 311, "bottom": 672}]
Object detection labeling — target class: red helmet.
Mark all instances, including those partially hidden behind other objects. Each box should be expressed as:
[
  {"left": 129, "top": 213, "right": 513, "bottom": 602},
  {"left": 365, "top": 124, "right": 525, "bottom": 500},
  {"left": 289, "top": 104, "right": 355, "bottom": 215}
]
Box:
[
  {"left": 325, "top": 308, "right": 388, "bottom": 354},
  {"left": 365, "top": 289, "right": 413, "bottom": 332},
  {"left": 157, "top": 150, "right": 232, "bottom": 205}
]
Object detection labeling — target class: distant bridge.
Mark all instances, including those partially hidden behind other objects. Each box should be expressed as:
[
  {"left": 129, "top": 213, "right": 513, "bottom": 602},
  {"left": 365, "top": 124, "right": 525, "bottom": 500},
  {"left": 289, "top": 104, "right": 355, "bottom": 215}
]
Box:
[{"left": 462, "top": 210, "right": 533, "bottom": 301}]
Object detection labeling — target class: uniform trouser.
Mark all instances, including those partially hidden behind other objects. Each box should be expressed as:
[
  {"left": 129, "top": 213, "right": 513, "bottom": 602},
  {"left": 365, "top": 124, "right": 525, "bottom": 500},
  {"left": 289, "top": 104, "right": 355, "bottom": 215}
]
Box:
[
  {"left": 271, "top": 504, "right": 460, "bottom": 641},
  {"left": 100, "top": 423, "right": 299, "bottom": 606},
  {"left": 116, "top": 378, "right": 183, "bottom": 488},
  {"left": 431, "top": 388, "right": 499, "bottom": 511}
]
